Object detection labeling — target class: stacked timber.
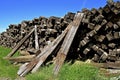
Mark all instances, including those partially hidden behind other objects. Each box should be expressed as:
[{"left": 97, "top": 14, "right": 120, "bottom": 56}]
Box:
[
  {"left": 0, "top": 12, "right": 75, "bottom": 50},
  {"left": 1, "top": 1, "right": 120, "bottom": 63},
  {"left": 76, "top": 1, "right": 120, "bottom": 63},
  {"left": 1, "top": 0, "right": 120, "bottom": 76}
]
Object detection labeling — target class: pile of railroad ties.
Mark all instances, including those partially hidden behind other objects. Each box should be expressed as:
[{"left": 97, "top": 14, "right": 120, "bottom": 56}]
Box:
[{"left": 0, "top": 1, "right": 120, "bottom": 76}]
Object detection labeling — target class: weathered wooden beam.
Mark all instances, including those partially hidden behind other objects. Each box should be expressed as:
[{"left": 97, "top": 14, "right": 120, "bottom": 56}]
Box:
[
  {"left": 114, "top": 32, "right": 120, "bottom": 39},
  {"left": 106, "top": 22, "right": 113, "bottom": 28},
  {"left": 90, "top": 62, "right": 120, "bottom": 69},
  {"left": 92, "top": 54, "right": 100, "bottom": 62},
  {"left": 80, "top": 37, "right": 90, "bottom": 46},
  {"left": 108, "top": 43, "right": 116, "bottom": 48},
  {"left": 97, "top": 35, "right": 105, "bottom": 42},
  {"left": 83, "top": 47, "right": 91, "bottom": 55},
  {"left": 87, "top": 23, "right": 95, "bottom": 30},
  {"left": 5, "top": 28, "right": 35, "bottom": 58},
  {"left": 104, "top": 62, "right": 120, "bottom": 69},
  {"left": 106, "top": 32, "right": 114, "bottom": 41},
  {"left": 53, "top": 13, "right": 84, "bottom": 76},
  {"left": 6, "top": 55, "right": 36, "bottom": 62}
]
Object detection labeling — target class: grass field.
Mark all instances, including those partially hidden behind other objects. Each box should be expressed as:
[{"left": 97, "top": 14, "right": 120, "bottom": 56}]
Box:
[
  {"left": 0, "top": 46, "right": 109, "bottom": 80},
  {"left": 0, "top": 46, "right": 19, "bottom": 79},
  {"left": 26, "top": 63, "right": 109, "bottom": 80}
]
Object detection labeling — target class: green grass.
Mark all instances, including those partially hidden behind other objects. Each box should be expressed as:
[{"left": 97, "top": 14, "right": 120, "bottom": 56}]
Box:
[
  {"left": 26, "top": 62, "right": 109, "bottom": 80},
  {"left": 59, "top": 63, "right": 99, "bottom": 80},
  {"left": 0, "top": 46, "right": 109, "bottom": 80},
  {"left": 0, "top": 46, "right": 19, "bottom": 79}
]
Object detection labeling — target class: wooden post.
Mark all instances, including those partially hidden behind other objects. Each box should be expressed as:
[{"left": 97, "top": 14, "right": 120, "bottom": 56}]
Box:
[{"left": 34, "top": 25, "right": 39, "bottom": 50}]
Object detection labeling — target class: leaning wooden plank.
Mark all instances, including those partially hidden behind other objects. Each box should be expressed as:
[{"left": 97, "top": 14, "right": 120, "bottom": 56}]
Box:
[
  {"left": 18, "top": 23, "right": 72, "bottom": 76},
  {"left": 53, "top": 13, "right": 84, "bottom": 76},
  {"left": 6, "top": 55, "right": 36, "bottom": 62},
  {"left": 34, "top": 25, "right": 39, "bottom": 50},
  {"left": 5, "top": 28, "right": 35, "bottom": 57}
]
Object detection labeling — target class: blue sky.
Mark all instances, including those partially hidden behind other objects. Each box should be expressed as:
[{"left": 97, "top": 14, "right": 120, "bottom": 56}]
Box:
[{"left": 0, "top": 0, "right": 110, "bottom": 33}]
